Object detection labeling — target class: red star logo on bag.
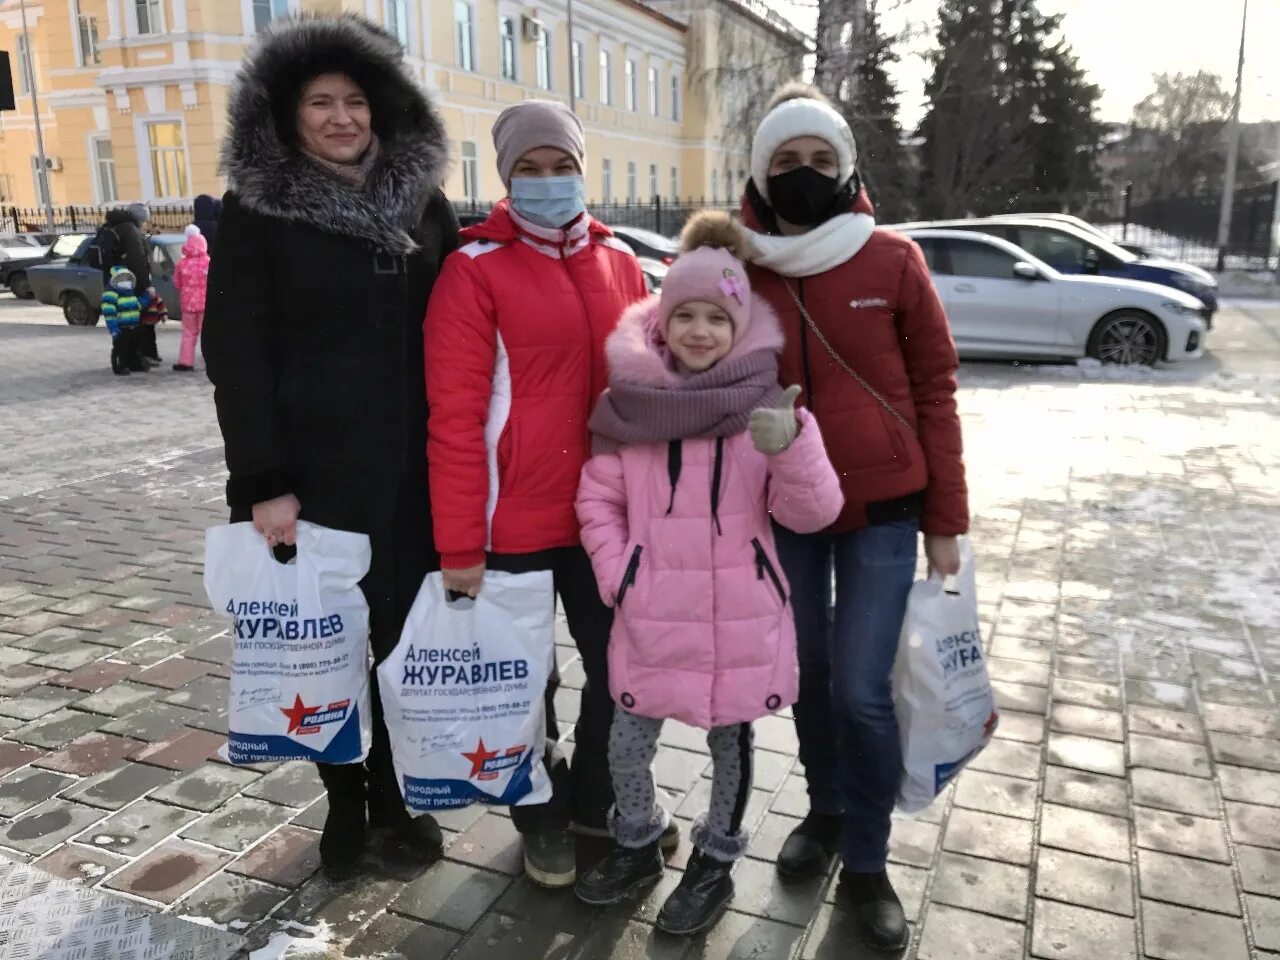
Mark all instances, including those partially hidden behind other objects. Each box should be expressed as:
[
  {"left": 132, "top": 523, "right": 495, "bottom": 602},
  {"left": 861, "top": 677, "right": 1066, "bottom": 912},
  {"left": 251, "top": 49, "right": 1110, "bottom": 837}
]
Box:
[
  {"left": 280, "top": 694, "right": 318, "bottom": 734},
  {"left": 462, "top": 738, "right": 498, "bottom": 778},
  {"left": 983, "top": 711, "right": 999, "bottom": 737}
]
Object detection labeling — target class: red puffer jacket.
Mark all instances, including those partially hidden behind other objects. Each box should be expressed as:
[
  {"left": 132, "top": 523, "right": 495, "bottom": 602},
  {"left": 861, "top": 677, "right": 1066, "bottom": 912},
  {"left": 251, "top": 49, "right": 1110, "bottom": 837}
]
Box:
[
  {"left": 426, "top": 201, "right": 648, "bottom": 569},
  {"left": 744, "top": 190, "right": 969, "bottom": 536}
]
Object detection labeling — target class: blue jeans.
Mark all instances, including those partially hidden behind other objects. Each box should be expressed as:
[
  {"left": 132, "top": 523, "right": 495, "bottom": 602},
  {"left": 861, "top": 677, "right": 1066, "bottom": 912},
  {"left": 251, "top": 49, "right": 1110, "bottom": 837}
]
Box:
[{"left": 774, "top": 519, "right": 918, "bottom": 873}]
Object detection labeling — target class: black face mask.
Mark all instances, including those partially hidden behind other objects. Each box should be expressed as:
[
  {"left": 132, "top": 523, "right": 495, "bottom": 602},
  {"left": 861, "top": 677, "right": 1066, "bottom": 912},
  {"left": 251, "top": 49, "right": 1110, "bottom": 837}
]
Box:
[{"left": 766, "top": 166, "right": 843, "bottom": 227}]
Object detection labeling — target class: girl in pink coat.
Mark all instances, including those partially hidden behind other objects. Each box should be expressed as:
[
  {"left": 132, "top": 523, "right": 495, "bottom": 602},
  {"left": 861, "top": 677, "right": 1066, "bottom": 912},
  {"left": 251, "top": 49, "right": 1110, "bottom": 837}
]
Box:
[
  {"left": 573, "top": 212, "right": 844, "bottom": 934},
  {"left": 172, "top": 225, "right": 210, "bottom": 372}
]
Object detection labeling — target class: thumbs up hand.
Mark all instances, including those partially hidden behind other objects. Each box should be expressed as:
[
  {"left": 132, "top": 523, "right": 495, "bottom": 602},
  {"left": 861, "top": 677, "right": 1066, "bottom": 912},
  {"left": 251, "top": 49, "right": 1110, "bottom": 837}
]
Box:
[{"left": 749, "top": 385, "right": 803, "bottom": 455}]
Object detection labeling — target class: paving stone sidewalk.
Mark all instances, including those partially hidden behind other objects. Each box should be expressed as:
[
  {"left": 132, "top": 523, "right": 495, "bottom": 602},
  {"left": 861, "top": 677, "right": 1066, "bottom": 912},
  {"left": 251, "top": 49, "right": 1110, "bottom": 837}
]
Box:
[{"left": 1, "top": 300, "right": 1278, "bottom": 959}]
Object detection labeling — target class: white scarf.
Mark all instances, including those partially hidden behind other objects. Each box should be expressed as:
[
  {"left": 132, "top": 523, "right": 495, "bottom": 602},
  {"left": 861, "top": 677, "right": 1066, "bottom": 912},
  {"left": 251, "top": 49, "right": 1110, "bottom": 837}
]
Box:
[{"left": 743, "top": 212, "right": 876, "bottom": 278}]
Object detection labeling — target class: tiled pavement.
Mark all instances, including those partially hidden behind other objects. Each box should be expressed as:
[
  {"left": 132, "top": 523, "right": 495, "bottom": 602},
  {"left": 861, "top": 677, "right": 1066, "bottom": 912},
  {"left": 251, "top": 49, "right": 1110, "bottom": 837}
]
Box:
[{"left": 1, "top": 298, "right": 1279, "bottom": 959}]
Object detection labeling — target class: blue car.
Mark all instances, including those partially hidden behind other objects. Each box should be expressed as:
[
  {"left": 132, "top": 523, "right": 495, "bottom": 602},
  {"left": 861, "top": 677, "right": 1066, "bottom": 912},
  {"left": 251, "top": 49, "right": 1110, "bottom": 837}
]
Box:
[{"left": 893, "top": 217, "right": 1219, "bottom": 326}]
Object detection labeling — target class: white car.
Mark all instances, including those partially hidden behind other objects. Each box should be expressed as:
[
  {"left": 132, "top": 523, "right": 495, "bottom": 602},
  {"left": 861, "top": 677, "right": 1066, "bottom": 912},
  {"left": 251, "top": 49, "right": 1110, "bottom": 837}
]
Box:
[{"left": 903, "top": 229, "right": 1207, "bottom": 365}]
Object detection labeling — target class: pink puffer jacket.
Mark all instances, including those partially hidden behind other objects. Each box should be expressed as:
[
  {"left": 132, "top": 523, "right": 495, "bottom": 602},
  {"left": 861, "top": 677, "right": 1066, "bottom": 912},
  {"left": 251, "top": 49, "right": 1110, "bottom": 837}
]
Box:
[{"left": 576, "top": 299, "right": 844, "bottom": 730}]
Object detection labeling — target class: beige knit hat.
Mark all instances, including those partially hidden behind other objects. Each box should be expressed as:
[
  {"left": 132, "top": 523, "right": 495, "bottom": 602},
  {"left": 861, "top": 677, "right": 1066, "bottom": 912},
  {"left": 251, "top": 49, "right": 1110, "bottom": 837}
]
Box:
[{"left": 492, "top": 100, "right": 586, "bottom": 190}]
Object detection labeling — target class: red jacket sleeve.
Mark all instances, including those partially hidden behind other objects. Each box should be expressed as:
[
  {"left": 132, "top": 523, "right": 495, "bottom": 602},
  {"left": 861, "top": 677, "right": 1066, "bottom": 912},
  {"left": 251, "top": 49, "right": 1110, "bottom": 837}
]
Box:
[
  {"left": 896, "top": 241, "right": 969, "bottom": 536},
  {"left": 426, "top": 251, "right": 498, "bottom": 569}
]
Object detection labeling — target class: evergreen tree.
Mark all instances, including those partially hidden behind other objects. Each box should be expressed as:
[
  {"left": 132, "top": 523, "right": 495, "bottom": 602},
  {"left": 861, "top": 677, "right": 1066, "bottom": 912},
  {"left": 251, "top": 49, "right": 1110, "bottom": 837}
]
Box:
[
  {"left": 815, "top": 0, "right": 911, "bottom": 220},
  {"left": 917, "top": 0, "right": 1101, "bottom": 217}
]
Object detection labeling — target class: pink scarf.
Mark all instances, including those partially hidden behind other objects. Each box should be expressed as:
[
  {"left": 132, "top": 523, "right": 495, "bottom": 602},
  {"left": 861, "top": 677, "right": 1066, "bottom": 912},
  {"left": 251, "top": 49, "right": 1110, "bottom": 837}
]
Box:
[{"left": 589, "top": 294, "right": 784, "bottom": 454}]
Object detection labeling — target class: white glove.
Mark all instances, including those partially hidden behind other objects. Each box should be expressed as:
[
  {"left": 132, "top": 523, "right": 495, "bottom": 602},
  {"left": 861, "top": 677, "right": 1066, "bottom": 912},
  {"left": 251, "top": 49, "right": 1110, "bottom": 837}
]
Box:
[{"left": 749, "top": 385, "right": 802, "bottom": 455}]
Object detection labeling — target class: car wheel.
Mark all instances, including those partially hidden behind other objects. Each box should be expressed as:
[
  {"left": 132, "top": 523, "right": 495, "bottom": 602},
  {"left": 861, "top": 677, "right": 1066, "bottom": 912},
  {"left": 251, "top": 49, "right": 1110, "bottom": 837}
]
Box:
[
  {"left": 9, "top": 273, "right": 32, "bottom": 300},
  {"left": 1087, "top": 311, "right": 1166, "bottom": 366},
  {"left": 62, "top": 292, "right": 99, "bottom": 327}
]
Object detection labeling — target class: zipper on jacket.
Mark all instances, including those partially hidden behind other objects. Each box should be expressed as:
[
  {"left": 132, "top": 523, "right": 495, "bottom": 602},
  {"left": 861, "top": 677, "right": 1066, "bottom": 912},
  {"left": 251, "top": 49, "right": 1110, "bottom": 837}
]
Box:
[
  {"left": 559, "top": 244, "right": 597, "bottom": 455},
  {"left": 710, "top": 436, "right": 725, "bottom": 536},
  {"left": 751, "top": 537, "right": 788, "bottom": 605},
  {"left": 616, "top": 544, "right": 643, "bottom": 608},
  {"left": 796, "top": 278, "right": 815, "bottom": 411}
]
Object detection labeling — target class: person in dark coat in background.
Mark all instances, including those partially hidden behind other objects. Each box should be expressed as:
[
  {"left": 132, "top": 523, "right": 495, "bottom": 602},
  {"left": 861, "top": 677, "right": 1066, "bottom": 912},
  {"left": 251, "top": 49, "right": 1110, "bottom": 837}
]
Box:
[
  {"left": 103, "top": 203, "right": 161, "bottom": 365},
  {"left": 193, "top": 194, "right": 222, "bottom": 249},
  {"left": 202, "top": 13, "right": 459, "bottom": 879}
]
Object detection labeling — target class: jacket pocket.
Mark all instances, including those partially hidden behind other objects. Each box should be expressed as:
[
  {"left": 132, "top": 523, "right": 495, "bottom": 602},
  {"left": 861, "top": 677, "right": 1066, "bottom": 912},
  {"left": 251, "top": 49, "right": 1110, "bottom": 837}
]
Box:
[
  {"left": 752, "top": 538, "right": 788, "bottom": 606},
  {"left": 615, "top": 544, "right": 643, "bottom": 608},
  {"left": 496, "top": 418, "right": 521, "bottom": 494}
]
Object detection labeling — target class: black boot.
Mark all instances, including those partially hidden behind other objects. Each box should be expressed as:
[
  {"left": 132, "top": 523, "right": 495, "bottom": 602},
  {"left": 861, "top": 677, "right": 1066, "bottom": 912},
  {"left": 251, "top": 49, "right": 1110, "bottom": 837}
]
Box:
[
  {"left": 574, "top": 840, "right": 662, "bottom": 905},
  {"left": 111, "top": 345, "right": 130, "bottom": 376},
  {"left": 777, "top": 812, "right": 841, "bottom": 879},
  {"left": 839, "top": 869, "right": 908, "bottom": 952},
  {"left": 317, "top": 765, "right": 367, "bottom": 879},
  {"left": 656, "top": 851, "right": 734, "bottom": 935},
  {"left": 368, "top": 788, "right": 443, "bottom": 864}
]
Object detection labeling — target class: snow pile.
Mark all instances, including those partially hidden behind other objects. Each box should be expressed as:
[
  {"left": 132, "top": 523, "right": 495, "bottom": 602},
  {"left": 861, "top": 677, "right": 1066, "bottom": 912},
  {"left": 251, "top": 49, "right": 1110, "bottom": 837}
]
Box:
[{"left": 250, "top": 920, "right": 335, "bottom": 960}]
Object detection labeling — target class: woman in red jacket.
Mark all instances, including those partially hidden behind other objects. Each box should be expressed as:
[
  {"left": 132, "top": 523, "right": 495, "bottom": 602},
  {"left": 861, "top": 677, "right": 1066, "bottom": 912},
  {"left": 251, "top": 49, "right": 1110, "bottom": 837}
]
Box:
[
  {"left": 741, "top": 84, "right": 969, "bottom": 951},
  {"left": 425, "top": 100, "right": 649, "bottom": 889}
]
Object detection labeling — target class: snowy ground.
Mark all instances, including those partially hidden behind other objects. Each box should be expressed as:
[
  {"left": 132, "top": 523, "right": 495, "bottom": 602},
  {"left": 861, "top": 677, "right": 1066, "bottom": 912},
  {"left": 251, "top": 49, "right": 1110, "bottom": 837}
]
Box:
[{"left": 0, "top": 297, "right": 1278, "bottom": 959}]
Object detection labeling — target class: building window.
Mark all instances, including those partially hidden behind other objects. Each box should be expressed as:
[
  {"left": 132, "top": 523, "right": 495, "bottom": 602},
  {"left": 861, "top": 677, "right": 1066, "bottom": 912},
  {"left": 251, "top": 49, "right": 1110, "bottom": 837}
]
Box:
[
  {"left": 671, "top": 75, "right": 681, "bottom": 121},
  {"left": 649, "top": 164, "right": 658, "bottom": 200},
  {"left": 16, "top": 35, "right": 33, "bottom": 96},
  {"left": 0, "top": 174, "right": 14, "bottom": 202},
  {"left": 75, "top": 2, "right": 102, "bottom": 66},
  {"left": 455, "top": 1, "right": 475, "bottom": 71},
  {"left": 386, "top": 0, "right": 410, "bottom": 47},
  {"left": 135, "top": 0, "right": 163, "bottom": 34},
  {"left": 670, "top": 167, "right": 679, "bottom": 199},
  {"left": 602, "top": 158, "right": 612, "bottom": 202},
  {"left": 499, "top": 17, "right": 517, "bottom": 80},
  {"left": 599, "top": 50, "right": 611, "bottom": 106},
  {"left": 624, "top": 59, "right": 636, "bottom": 111},
  {"left": 147, "top": 122, "right": 189, "bottom": 199},
  {"left": 253, "top": 0, "right": 290, "bottom": 32},
  {"left": 571, "top": 40, "right": 584, "bottom": 99},
  {"left": 711, "top": 170, "right": 719, "bottom": 203},
  {"left": 30, "top": 156, "right": 52, "bottom": 207},
  {"left": 627, "top": 161, "right": 637, "bottom": 202},
  {"left": 462, "top": 141, "right": 478, "bottom": 203},
  {"left": 92, "top": 137, "right": 118, "bottom": 205},
  {"left": 648, "top": 66, "right": 659, "bottom": 116},
  {"left": 535, "top": 25, "right": 551, "bottom": 91}
]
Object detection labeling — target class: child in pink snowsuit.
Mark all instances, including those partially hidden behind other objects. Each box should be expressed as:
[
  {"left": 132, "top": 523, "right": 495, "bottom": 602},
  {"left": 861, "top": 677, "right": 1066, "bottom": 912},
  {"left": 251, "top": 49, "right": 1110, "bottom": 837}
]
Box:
[
  {"left": 172, "top": 225, "right": 209, "bottom": 372},
  {"left": 573, "top": 212, "right": 844, "bottom": 934}
]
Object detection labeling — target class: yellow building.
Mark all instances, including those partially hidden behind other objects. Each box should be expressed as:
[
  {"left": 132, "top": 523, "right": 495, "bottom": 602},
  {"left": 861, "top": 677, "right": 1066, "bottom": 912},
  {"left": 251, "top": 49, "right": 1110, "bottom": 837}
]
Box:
[{"left": 0, "top": 0, "right": 803, "bottom": 212}]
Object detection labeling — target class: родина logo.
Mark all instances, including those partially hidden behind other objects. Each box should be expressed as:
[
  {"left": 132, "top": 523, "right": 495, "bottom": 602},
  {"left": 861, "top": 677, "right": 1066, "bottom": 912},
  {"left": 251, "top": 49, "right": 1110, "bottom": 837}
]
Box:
[
  {"left": 461, "top": 737, "right": 528, "bottom": 782},
  {"left": 280, "top": 694, "right": 351, "bottom": 736}
]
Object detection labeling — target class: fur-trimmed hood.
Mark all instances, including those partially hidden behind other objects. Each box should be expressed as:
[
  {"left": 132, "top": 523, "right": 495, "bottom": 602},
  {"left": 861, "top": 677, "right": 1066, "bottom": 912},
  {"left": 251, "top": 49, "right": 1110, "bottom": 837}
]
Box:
[
  {"left": 605, "top": 292, "right": 785, "bottom": 389},
  {"left": 220, "top": 14, "right": 450, "bottom": 255}
]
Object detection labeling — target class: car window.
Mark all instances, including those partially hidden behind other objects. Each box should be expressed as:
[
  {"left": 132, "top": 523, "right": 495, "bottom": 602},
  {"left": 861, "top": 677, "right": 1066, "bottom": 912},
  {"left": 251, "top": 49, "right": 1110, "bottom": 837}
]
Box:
[
  {"left": 53, "top": 235, "right": 88, "bottom": 257},
  {"left": 70, "top": 237, "right": 93, "bottom": 263},
  {"left": 913, "top": 238, "right": 941, "bottom": 272},
  {"left": 942, "top": 239, "right": 1020, "bottom": 279},
  {"left": 151, "top": 244, "right": 174, "bottom": 271},
  {"left": 1010, "top": 227, "right": 1086, "bottom": 267}
]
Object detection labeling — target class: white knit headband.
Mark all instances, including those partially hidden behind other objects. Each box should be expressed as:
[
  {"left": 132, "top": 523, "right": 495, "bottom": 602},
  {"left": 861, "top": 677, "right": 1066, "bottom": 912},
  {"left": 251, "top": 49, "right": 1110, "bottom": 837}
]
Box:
[{"left": 750, "top": 98, "right": 858, "bottom": 202}]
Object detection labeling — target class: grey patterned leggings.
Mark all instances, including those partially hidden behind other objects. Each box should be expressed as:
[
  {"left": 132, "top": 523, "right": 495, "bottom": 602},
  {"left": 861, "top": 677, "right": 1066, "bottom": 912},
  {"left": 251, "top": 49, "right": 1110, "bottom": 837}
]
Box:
[{"left": 608, "top": 710, "right": 754, "bottom": 862}]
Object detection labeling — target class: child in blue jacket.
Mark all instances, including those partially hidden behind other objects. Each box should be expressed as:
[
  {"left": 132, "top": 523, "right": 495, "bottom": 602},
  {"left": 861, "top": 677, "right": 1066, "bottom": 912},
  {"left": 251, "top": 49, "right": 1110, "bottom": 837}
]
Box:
[{"left": 103, "top": 265, "right": 146, "bottom": 376}]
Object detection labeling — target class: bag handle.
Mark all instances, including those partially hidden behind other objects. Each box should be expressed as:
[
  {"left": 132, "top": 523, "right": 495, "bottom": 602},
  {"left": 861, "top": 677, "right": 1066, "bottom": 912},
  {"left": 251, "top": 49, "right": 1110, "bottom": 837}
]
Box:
[{"left": 784, "top": 281, "right": 917, "bottom": 438}]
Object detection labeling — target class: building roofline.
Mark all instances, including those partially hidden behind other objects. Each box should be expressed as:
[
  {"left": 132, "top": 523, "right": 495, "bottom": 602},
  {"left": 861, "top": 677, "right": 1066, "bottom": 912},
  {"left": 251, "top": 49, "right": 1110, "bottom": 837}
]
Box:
[
  {"left": 608, "top": 0, "right": 689, "bottom": 32},
  {"left": 714, "top": 0, "right": 812, "bottom": 49}
]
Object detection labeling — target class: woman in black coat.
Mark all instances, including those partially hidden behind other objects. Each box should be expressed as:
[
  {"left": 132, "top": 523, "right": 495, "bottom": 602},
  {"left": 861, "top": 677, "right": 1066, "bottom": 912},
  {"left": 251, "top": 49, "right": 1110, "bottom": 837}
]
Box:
[{"left": 203, "top": 14, "right": 459, "bottom": 878}]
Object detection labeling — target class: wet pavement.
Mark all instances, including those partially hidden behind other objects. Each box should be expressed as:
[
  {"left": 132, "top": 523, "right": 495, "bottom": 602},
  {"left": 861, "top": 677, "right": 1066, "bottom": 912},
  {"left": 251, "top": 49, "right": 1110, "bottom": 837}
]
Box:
[{"left": 1, "top": 297, "right": 1278, "bottom": 959}]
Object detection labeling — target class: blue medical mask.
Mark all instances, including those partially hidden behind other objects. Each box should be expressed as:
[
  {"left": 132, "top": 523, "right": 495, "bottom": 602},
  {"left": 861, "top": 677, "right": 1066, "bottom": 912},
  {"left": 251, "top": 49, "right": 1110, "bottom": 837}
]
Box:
[{"left": 509, "top": 174, "right": 586, "bottom": 229}]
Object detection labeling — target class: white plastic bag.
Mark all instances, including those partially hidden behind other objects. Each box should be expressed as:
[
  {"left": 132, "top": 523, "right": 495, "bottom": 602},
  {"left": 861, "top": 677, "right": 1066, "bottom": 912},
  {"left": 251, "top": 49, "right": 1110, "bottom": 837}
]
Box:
[
  {"left": 893, "top": 538, "right": 998, "bottom": 813},
  {"left": 204, "top": 521, "right": 372, "bottom": 765},
  {"left": 378, "top": 570, "right": 555, "bottom": 811}
]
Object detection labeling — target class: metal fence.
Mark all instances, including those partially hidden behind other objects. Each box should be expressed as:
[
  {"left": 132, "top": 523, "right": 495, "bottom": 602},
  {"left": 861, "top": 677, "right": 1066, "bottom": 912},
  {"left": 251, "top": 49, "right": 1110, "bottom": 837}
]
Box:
[
  {"left": 1090, "top": 182, "right": 1278, "bottom": 271},
  {"left": 1, "top": 205, "right": 197, "bottom": 235},
  {"left": 453, "top": 198, "right": 739, "bottom": 237}
]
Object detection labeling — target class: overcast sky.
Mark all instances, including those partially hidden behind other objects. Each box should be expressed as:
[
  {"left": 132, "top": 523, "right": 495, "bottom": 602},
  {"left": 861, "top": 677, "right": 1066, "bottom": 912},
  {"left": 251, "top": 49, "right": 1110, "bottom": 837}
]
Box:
[{"left": 778, "top": 0, "right": 1280, "bottom": 132}]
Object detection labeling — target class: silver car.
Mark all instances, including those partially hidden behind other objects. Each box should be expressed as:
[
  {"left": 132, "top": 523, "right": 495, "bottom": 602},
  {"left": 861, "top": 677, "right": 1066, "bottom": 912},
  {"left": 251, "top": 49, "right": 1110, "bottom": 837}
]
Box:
[
  {"left": 904, "top": 229, "right": 1207, "bottom": 365},
  {"left": 28, "top": 232, "right": 187, "bottom": 326}
]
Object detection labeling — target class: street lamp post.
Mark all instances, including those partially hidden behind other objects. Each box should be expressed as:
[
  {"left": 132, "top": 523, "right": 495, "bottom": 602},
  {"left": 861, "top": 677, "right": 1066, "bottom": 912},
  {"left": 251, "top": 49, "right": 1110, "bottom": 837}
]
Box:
[
  {"left": 18, "top": 0, "right": 55, "bottom": 231},
  {"left": 567, "top": 0, "right": 576, "bottom": 113},
  {"left": 1215, "top": 0, "right": 1248, "bottom": 273}
]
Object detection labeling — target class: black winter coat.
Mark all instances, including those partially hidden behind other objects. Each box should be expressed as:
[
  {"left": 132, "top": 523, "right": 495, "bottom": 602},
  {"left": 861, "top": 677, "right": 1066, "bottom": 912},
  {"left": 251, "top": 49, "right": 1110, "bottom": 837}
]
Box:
[
  {"left": 202, "top": 14, "right": 457, "bottom": 651},
  {"left": 104, "top": 209, "right": 151, "bottom": 290}
]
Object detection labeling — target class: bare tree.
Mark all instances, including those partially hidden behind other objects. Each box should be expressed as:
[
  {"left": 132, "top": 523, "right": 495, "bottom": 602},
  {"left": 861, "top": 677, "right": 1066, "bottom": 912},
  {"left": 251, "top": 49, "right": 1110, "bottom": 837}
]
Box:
[{"left": 1131, "top": 71, "right": 1232, "bottom": 199}]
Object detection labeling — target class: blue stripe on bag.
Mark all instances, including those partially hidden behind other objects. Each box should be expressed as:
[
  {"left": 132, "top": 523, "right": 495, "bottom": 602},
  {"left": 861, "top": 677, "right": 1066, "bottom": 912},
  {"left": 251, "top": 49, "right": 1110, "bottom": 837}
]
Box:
[
  {"left": 225, "top": 707, "right": 364, "bottom": 765},
  {"left": 402, "top": 748, "right": 539, "bottom": 810}
]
